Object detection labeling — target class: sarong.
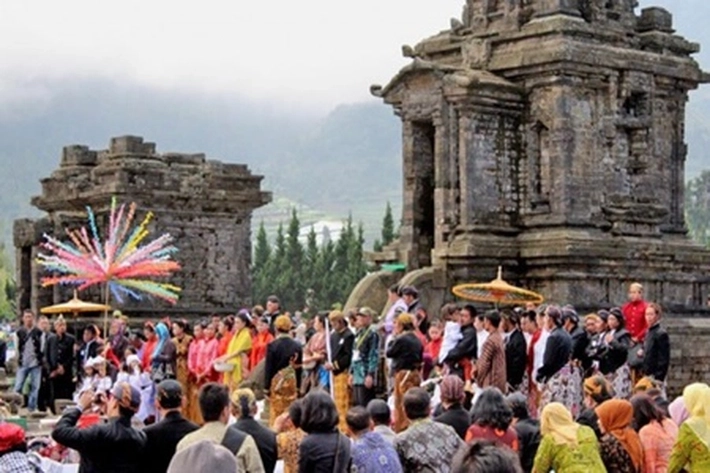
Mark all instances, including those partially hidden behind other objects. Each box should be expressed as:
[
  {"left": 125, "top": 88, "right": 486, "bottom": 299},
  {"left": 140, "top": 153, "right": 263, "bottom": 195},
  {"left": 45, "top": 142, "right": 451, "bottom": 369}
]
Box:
[
  {"left": 188, "top": 380, "right": 204, "bottom": 424},
  {"left": 333, "top": 372, "right": 351, "bottom": 432},
  {"left": 607, "top": 363, "right": 632, "bottom": 399},
  {"left": 269, "top": 366, "right": 298, "bottom": 428},
  {"left": 540, "top": 362, "right": 582, "bottom": 418},
  {"left": 393, "top": 369, "right": 422, "bottom": 433}
]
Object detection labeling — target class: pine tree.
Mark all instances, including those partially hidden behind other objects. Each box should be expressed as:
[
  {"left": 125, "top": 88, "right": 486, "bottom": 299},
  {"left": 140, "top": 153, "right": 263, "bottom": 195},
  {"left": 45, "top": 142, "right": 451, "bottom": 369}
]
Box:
[
  {"left": 284, "top": 209, "right": 306, "bottom": 310},
  {"left": 373, "top": 239, "right": 383, "bottom": 252},
  {"left": 253, "top": 222, "right": 271, "bottom": 274},
  {"left": 251, "top": 222, "right": 272, "bottom": 306},
  {"left": 381, "top": 201, "right": 396, "bottom": 246}
]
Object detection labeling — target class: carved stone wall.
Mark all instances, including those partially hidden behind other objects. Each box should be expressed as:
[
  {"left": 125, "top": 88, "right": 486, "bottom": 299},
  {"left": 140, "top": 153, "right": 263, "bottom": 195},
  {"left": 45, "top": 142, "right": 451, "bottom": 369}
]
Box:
[{"left": 14, "top": 136, "right": 271, "bottom": 317}]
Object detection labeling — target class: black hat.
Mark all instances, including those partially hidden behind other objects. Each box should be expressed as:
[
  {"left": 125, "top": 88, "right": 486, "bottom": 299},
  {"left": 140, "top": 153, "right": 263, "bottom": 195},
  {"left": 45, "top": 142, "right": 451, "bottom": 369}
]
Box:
[{"left": 157, "top": 379, "right": 183, "bottom": 409}]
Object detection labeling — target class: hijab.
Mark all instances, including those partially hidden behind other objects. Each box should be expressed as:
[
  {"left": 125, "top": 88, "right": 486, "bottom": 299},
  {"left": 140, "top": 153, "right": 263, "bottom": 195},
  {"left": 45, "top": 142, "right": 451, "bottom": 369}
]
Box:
[
  {"left": 595, "top": 399, "right": 644, "bottom": 472},
  {"left": 540, "top": 402, "right": 580, "bottom": 446},
  {"left": 682, "top": 383, "right": 710, "bottom": 447},
  {"left": 668, "top": 396, "right": 690, "bottom": 427},
  {"left": 152, "top": 322, "right": 170, "bottom": 361}
]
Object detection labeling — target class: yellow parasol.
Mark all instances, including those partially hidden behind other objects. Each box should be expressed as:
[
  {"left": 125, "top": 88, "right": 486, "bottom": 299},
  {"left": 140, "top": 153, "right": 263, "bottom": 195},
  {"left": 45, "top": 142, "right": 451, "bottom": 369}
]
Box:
[
  {"left": 452, "top": 267, "right": 544, "bottom": 306},
  {"left": 40, "top": 290, "right": 111, "bottom": 315}
]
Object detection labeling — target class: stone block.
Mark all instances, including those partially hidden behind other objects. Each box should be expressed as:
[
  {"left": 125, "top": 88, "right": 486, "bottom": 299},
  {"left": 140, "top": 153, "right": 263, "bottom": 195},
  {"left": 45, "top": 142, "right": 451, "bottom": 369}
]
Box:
[
  {"left": 61, "top": 145, "right": 97, "bottom": 167},
  {"left": 109, "top": 135, "right": 156, "bottom": 155},
  {"left": 637, "top": 7, "right": 673, "bottom": 33}
]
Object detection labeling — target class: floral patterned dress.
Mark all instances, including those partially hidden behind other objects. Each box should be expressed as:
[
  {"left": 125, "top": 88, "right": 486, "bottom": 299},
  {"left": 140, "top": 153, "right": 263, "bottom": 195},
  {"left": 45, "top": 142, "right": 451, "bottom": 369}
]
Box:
[
  {"left": 599, "top": 434, "right": 639, "bottom": 473},
  {"left": 540, "top": 362, "right": 583, "bottom": 419}
]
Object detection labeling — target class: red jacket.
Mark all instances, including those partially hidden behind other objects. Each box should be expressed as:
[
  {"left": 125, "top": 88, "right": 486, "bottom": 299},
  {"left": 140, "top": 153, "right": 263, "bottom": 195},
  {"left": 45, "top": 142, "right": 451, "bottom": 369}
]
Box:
[{"left": 622, "top": 300, "right": 648, "bottom": 342}]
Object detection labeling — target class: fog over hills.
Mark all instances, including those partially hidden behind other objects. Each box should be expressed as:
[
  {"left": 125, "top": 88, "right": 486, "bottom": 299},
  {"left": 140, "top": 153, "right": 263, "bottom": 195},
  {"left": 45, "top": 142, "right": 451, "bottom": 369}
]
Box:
[
  {"left": 2, "top": 0, "right": 710, "bottom": 253},
  {"left": 0, "top": 78, "right": 402, "bottom": 248}
]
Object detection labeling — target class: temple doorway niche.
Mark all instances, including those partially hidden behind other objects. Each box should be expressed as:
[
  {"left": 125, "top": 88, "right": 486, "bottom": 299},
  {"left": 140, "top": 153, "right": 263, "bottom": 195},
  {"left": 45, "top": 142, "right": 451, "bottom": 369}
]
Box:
[{"left": 411, "top": 120, "right": 436, "bottom": 268}]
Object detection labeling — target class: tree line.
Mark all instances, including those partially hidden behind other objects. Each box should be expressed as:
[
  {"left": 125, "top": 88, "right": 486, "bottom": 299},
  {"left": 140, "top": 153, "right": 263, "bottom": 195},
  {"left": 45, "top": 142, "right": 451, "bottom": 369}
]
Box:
[{"left": 251, "top": 204, "right": 398, "bottom": 315}]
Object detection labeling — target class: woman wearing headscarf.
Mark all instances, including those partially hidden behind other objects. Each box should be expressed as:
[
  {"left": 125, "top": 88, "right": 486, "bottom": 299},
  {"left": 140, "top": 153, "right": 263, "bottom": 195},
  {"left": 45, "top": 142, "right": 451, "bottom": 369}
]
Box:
[
  {"left": 668, "top": 383, "right": 710, "bottom": 472},
  {"left": 385, "top": 313, "right": 423, "bottom": 433},
  {"left": 433, "top": 375, "right": 470, "bottom": 439},
  {"left": 151, "top": 322, "right": 177, "bottom": 382},
  {"left": 595, "top": 399, "right": 644, "bottom": 473},
  {"left": 265, "top": 315, "right": 303, "bottom": 427},
  {"left": 533, "top": 402, "right": 606, "bottom": 472},
  {"left": 598, "top": 308, "right": 633, "bottom": 399},
  {"left": 668, "top": 396, "right": 689, "bottom": 427},
  {"left": 578, "top": 375, "right": 614, "bottom": 439},
  {"left": 631, "top": 394, "right": 678, "bottom": 473},
  {"left": 536, "top": 306, "right": 580, "bottom": 417},
  {"left": 217, "top": 312, "right": 253, "bottom": 392}
]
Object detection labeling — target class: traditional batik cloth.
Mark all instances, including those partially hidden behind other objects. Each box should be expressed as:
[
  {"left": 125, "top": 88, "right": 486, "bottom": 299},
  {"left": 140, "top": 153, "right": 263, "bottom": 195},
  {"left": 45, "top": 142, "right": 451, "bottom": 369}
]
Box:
[
  {"left": 269, "top": 366, "right": 298, "bottom": 428},
  {"left": 276, "top": 428, "right": 307, "bottom": 473},
  {"left": 351, "top": 327, "right": 379, "bottom": 386},
  {"left": 393, "top": 369, "right": 422, "bottom": 433},
  {"left": 607, "top": 363, "right": 632, "bottom": 399},
  {"left": 540, "top": 362, "right": 582, "bottom": 419},
  {"left": 394, "top": 418, "right": 464, "bottom": 473},
  {"left": 599, "top": 434, "right": 639, "bottom": 473},
  {"left": 351, "top": 431, "right": 402, "bottom": 473},
  {"left": 333, "top": 371, "right": 351, "bottom": 432},
  {"left": 173, "top": 334, "right": 193, "bottom": 419}
]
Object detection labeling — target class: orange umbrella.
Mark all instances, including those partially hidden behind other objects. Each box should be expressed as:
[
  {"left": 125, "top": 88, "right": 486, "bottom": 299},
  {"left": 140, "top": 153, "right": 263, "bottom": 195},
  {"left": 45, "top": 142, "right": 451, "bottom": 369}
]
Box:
[{"left": 452, "top": 267, "right": 544, "bottom": 306}]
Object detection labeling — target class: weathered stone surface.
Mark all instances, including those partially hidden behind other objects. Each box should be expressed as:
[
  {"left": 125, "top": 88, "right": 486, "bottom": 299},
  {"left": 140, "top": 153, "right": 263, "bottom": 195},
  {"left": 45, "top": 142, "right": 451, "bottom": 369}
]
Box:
[
  {"left": 14, "top": 136, "right": 271, "bottom": 318},
  {"left": 357, "top": 1, "right": 710, "bottom": 394}
]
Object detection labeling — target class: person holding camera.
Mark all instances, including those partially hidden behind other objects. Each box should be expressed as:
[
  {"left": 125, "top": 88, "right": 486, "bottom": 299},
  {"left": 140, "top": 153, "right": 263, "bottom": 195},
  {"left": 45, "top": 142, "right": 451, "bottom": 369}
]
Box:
[{"left": 52, "top": 382, "right": 147, "bottom": 473}]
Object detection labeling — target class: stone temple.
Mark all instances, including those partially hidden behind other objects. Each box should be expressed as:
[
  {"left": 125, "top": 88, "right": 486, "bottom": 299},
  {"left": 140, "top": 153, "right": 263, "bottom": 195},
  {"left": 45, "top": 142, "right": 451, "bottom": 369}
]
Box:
[
  {"left": 349, "top": 0, "right": 710, "bottom": 392},
  {"left": 13, "top": 136, "right": 271, "bottom": 318}
]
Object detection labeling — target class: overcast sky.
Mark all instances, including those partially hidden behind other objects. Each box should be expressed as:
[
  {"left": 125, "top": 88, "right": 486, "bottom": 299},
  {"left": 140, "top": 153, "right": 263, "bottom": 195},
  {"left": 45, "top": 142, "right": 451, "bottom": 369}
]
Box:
[{"left": 0, "top": 0, "right": 706, "bottom": 113}]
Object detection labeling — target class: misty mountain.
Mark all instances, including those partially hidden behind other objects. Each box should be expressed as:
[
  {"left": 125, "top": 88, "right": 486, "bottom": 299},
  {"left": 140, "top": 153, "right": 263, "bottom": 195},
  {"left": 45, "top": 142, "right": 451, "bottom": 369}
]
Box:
[{"left": 0, "top": 79, "right": 403, "bottom": 248}]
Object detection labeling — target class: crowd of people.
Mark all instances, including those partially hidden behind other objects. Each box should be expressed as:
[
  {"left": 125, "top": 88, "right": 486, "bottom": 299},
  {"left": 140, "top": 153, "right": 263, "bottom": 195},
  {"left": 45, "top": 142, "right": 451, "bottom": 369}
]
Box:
[{"left": 1, "top": 283, "right": 709, "bottom": 472}]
